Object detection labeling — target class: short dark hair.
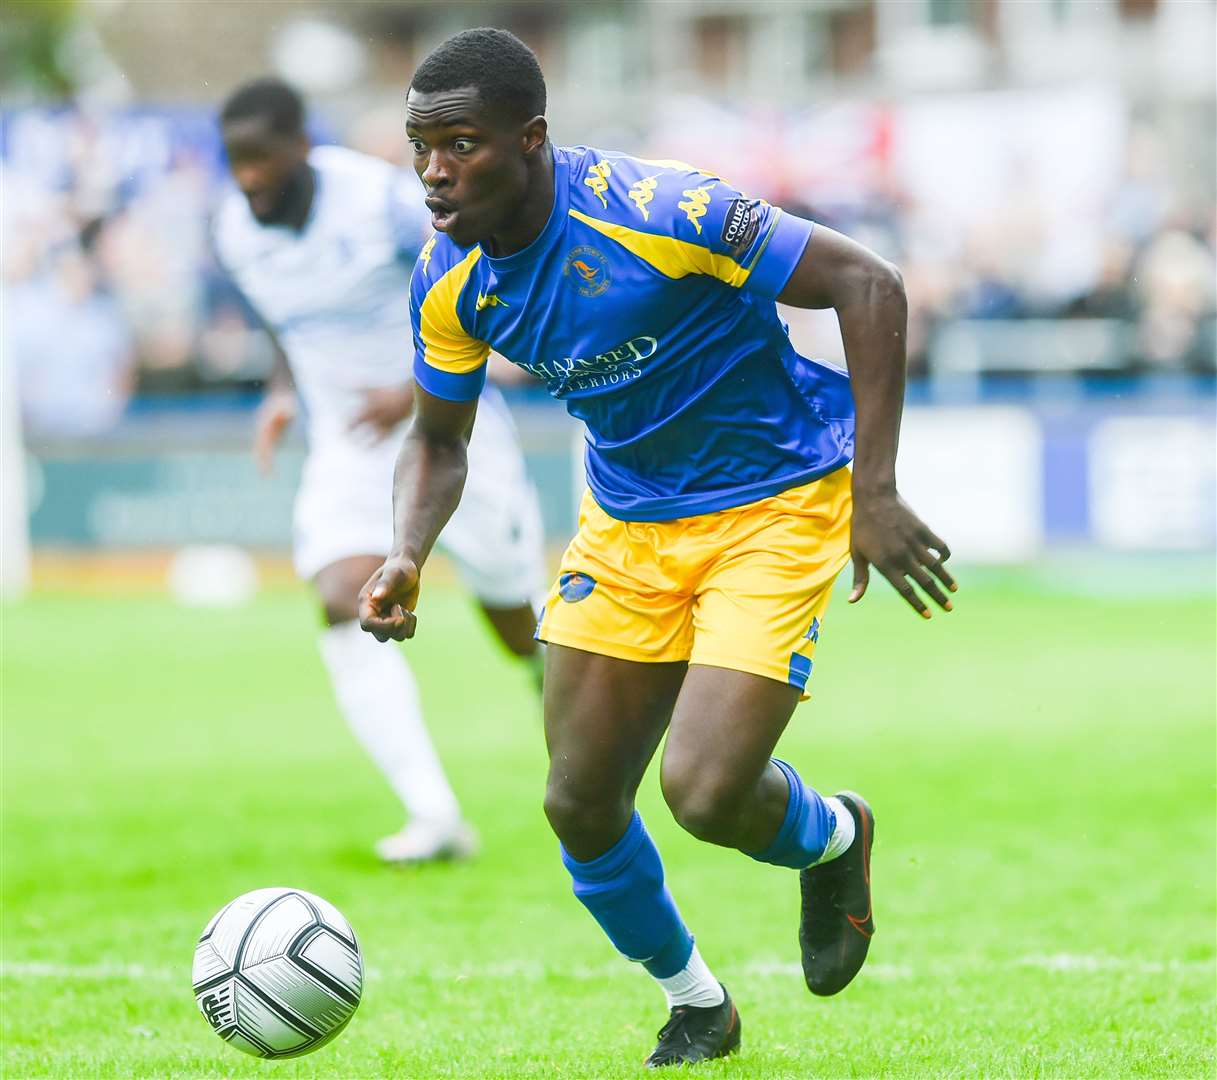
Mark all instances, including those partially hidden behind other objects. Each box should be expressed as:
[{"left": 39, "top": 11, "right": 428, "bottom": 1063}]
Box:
[
  {"left": 220, "top": 77, "right": 305, "bottom": 136},
  {"left": 411, "top": 28, "right": 545, "bottom": 123}
]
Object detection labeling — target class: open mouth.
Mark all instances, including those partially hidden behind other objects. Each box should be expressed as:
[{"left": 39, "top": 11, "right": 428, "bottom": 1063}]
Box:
[{"left": 425, "top": 197, "right": 457, "bottom": 232}]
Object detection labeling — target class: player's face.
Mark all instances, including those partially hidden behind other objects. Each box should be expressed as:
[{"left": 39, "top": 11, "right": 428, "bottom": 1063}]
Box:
[
  {"left": 405, "top": 87, "right": 537, "bottom": 248},
  {"left": 222, "top": 117, "right": 309, "bottom": 224}
]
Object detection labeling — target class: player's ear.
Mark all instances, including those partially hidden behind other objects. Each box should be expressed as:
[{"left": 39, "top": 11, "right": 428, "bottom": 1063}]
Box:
[{"left": 521, "top": 116, "right": 547, "bottom": 156}]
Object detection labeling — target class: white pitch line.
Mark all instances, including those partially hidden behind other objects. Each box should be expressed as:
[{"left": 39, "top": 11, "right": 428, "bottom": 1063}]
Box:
[{"left": 1, "top": 955, "right": 1211, "bottom": 983}]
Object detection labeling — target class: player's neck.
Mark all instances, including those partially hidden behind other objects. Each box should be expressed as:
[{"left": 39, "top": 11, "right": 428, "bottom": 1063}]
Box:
[{"left": 482, "top": 142, "right": 555, "bottom": 259}]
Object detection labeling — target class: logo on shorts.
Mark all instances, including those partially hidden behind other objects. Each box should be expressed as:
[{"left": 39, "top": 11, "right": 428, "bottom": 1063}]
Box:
[
  {"left": 558, "top": 572, "right": 597, "bottom": 602},
  {"left": 563, "top": 246, "right": 611, "bottom": 297},
  {"left": 803, "top": 617, "right": 821, "bottom": 644}
]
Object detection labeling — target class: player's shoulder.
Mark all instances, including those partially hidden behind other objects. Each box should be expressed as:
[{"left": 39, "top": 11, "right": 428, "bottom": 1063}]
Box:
[
  {"left": 409, "top": 229, "right": 481, "bottom": 304},
  {"left": 560, "top": 144, "right": 731, "bottom": 237}
]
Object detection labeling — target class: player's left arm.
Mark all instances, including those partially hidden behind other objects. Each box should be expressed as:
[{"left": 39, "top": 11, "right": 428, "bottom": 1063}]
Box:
[{"left": 778, "top": 225, "right": 957, "bottom": 618}]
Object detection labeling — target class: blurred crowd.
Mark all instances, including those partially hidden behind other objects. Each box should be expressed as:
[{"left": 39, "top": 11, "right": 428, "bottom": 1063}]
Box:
[
  {"left": 3, "top": 108, "right": 275, "bottom": 438},
  {"left": 3, "top": 101, "right": 1214, "bottom": 439},
  {"left": 809, "top": 188, "right": 1217, "bottom": 380}
]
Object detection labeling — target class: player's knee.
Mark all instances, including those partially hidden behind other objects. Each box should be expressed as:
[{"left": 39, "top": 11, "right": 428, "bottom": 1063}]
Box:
[
  {"left": 543, "top": 778, "right": 628, "bottom": 852},
  {"left": 314, "top": 559, "right": 378, "bottom": 627},
  {"left": 662, "top": 770, "right": 747, "bottom": 847},
  {"left": 320, "top": 595, "right": 360, "bottom": 626},
  {"left": 542, "top": 781, "right": 596, "bottom": 840},
  {"left": 315, "top": 577, "right": 362, "bottom": 625}
]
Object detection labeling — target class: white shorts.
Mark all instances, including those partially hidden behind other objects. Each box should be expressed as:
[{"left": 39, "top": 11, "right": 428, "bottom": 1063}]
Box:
[{"left": 293, "top": 389, "right": 546, "bottom": 608}]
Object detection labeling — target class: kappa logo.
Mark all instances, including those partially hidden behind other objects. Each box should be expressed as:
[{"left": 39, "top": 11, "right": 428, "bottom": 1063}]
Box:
[
  {"left": 476, "top": 292, "right": 509, "bottom": 312},
  {"left": 584, "top": 160, "right": 613, "bottom": 208},
  {"left": 418, "top": 235, "right": 437, "bottom": 272},
  {"left": 721, "top": 198, "right": 761, "bottom": 255},
  {"left": 678, "top": 183, "right": 716, "bottom": 234},
  {"left": 628, "top": 176, "right": 660, "bottom": 221},
  {"left": 563, "top": 245, "right": 612, "bottom": 297}
]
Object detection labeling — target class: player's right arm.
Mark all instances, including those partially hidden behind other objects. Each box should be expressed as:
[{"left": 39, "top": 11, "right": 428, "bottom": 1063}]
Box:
[
  {"left": 359, "top": 238, "right": 489, "bottom": 643},
  {"left": 359, "top": 389, "right": 477, "bottom": 642}
]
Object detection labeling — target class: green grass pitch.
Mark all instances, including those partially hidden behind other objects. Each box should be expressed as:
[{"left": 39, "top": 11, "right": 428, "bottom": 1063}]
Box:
[{"left": 3, "top": 569, "right": 1214, "bottom": 1078}]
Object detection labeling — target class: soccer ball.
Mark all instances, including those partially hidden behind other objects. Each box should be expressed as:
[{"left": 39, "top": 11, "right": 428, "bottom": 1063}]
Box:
[{"left": 191, "top": 887, "right": 363, "bottom": 1058}]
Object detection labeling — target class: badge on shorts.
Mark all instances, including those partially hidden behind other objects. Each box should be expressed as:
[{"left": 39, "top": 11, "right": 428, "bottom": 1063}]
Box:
[{"left": 558, "top": 572, "right": 597, "bottom": 602}]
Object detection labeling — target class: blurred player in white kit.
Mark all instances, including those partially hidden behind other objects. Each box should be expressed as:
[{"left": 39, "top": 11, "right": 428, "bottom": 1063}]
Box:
[{"left": 211, "top": 78, "right": 546, "bottom": 864}]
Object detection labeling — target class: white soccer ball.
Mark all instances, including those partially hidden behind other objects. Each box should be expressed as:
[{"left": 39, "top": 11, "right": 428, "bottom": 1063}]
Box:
[{"left": 191, "top": 887, "right": 363, "bottom": 1058}]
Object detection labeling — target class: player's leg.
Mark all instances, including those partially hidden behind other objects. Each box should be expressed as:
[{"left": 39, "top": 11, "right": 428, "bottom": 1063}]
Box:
[
  {"left": 311, "top": 555, "right": 475, "bottom": 863},
  {"left": 660, "top": 667, "right": 871, "bottom": 996},
  {"left": 476, "top": 601, "right": 539, "bottom": 658},
  {"left": 660, "top": 467, "right": 874, "bottom": 996},
  {"left": 543, "top": 644, "right": 740, "bottom": 1066},
  {"left": 542, "top": 644, "right": 681, "bottom": 858},
  {"left": 660, "top": 667, "right": 802, "bottom": 851},
  {"left": 537, "top": 492, "right": 741, "bottom": 1065}
]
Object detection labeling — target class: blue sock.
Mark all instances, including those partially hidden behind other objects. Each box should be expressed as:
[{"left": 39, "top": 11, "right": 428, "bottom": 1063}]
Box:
[
  {"left": 745, "top": 759, "right": 835, "bottom": 869},
  {"left": 560, "top": 812, "right": 694, "bottom": 978}
]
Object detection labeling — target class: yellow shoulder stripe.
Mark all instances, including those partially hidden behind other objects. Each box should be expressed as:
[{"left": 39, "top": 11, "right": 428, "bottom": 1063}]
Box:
[
  {"left": 568, "top": 208, "right": 751, "bottom": 288},
  {"left": 418, "top": 247, "right": 490, "bottom": 374}
]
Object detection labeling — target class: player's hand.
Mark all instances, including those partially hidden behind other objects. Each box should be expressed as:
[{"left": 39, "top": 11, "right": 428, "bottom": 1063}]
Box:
[
  {"left": 253, "top": 390, "right": 297, "bottom": 475},
  {"left": 848, "top": 488, "right": 956, "bottom": 618},
  {"left": 359, "top": 557, "right": 421, "bottom": 642},
  {"left": 348, "top": 385, "right": 415, "bottom": 443}
]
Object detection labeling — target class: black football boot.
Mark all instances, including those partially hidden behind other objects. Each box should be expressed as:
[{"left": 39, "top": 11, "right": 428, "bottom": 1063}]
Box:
[
  {"left": 799, "top": 790, "right": 875, "bottom": 996},
  {"left": 644, "top": 984, "right": 741, "bottom": 1068}
]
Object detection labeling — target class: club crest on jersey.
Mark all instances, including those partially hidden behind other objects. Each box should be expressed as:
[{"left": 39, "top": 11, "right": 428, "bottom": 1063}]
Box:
[
  {"left": 563, "top": 245, "right": 612, "bottom": 297},
  {"left": 721, "top": 198, "right": 761, "bottom": 256}
]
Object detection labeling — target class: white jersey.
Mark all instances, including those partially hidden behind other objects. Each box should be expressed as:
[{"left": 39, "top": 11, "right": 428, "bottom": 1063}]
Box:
[
  {"left": 211, "top": 145, "right": 426, "bottom": 441},
  {"left": 211, "top": 145, "right": 545, "bottom": 599}
]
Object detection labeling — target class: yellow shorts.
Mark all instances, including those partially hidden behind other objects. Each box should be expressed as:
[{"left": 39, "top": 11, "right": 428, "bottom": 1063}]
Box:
[{"left": 536, "top": 467, "right": 852, "bottom": 694}]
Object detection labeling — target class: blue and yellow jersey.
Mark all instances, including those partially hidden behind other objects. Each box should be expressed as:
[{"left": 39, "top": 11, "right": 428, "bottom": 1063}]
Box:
[{"left": 410, "top": 145, "right": 854, "bottom": 522}]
